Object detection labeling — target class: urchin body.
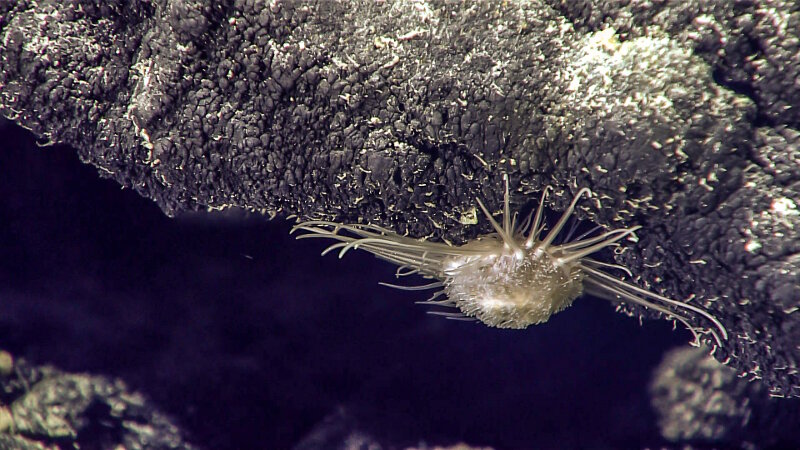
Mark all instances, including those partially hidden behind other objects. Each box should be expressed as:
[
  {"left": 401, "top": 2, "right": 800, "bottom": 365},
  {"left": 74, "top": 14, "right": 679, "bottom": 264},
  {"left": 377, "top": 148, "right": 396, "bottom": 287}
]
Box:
[
  {"left": 442, "top": 237, "right": 584, "bottom": 328},
  {"left": 292, "top": 176, "right": 727, "bottom": 348}
]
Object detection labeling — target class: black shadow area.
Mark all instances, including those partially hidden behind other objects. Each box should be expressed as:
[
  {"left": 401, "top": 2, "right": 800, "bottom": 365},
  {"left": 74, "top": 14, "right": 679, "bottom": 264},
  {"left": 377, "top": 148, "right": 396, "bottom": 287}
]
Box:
[{"left": 0, "top": 119, "right": 687, "bottom": 449}]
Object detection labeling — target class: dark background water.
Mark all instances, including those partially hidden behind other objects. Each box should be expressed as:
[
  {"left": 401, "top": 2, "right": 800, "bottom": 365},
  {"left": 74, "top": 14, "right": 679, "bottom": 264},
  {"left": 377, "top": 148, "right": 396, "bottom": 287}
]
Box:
[{"left": 0, "top": 118, "right": 689, "bottom": 449}]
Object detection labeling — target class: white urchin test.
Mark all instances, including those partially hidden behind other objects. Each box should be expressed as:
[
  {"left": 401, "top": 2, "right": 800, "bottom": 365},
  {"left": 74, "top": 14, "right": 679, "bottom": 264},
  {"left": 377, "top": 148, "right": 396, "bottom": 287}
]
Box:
[{"left": 292, "top": 175, "right": 727, "bottom": 348}]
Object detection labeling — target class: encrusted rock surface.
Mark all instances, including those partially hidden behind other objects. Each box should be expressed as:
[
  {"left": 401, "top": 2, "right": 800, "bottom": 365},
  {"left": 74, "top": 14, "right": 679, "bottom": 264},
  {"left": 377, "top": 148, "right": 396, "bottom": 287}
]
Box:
[{"left": 1, "top": 0, "right": 798, "bottom": 399}]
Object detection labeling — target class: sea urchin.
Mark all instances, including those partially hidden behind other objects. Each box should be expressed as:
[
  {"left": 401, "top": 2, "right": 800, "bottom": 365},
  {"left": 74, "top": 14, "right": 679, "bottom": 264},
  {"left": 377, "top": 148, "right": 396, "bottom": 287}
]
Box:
[{"left": 291, "top": 175, "right": 727, "bottom": 348}]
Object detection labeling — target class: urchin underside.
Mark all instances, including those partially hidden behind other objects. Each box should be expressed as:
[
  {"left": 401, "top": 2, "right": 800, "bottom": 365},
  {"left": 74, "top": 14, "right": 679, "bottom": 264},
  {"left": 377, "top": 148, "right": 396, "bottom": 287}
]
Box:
[{"left": 292, "top": 175, "right": 727, "bottom": 348}]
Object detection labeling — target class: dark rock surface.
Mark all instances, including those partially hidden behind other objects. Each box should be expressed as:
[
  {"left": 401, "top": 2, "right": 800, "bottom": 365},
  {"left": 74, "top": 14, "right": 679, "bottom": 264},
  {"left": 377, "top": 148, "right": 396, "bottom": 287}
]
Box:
[
  {"left": 651, "top": 346, "right": 800, "bottom": 449},
  {"left": 0, "top": 350, "right": 194, "bottom": 450}
]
